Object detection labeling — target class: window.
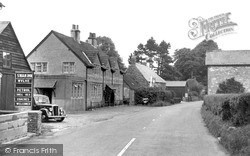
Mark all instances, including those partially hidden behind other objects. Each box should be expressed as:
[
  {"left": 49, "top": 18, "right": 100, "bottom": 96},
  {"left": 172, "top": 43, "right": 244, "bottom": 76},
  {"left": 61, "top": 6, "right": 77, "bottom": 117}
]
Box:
[
  {"left": 72, "top": 82, "right": 84, "bottom": 98},
  {"left": 30, "top": 62, "right": 47, "bottom": 73},
  {"left": 3, "top": 52, "right": 12, "bottom": 68},
  {"left": 90, "top": 83, "right": 102, "bottom": 98},
  {"left": 63, "top": 62, "right": 75, "bottom": 74}
]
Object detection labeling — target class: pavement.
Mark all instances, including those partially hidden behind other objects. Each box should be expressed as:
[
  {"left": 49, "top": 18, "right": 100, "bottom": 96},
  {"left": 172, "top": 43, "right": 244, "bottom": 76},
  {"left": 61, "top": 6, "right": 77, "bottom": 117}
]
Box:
[{"left": 9, "top": 101, "right": 229, "bottom": 156}]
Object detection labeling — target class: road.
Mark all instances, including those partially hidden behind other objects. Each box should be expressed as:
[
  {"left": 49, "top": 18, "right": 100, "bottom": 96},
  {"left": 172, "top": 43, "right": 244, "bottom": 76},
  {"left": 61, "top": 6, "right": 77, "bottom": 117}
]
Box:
[{"left": 21, "top": 101, "right": 228, "bottom": 156}]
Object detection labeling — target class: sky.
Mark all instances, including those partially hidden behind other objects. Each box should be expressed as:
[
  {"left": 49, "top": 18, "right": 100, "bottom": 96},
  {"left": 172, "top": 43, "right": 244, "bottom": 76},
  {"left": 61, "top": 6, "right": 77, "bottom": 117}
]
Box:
[{"left": 0, "top": 0, "right": 250, "bottom": 66}]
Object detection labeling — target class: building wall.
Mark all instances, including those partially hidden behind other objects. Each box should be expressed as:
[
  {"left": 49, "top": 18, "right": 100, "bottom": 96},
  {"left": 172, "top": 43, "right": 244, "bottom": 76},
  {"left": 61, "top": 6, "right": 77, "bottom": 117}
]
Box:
[
  {"left": 27, "top": 34, "right": 87, "bottom": 112},
  {"left": 112, "top": 71, "right": 123, "bottom": 103},
  {"left": 207, "top": 66, "right": 250, "bottom": 94},
  {"left": 0, "top": 23, "right": 32, "bottom": 111},
  {"left": 87, "top": 65, "right": 103, "bottom": 108},
  {"left": 27, "top": 33, "right": 86, "bottom": 78}
]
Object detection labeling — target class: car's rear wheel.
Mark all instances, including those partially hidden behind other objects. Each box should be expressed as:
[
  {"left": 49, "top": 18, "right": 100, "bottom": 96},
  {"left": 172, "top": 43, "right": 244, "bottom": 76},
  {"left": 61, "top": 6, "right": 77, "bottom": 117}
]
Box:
[{"left": 56, "top": 117, "right": 65, "bottom": 122}]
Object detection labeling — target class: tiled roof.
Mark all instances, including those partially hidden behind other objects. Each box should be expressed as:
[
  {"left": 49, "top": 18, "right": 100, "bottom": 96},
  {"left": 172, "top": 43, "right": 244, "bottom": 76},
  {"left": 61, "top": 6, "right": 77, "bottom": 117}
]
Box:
[
  {"left": 124, "top": 74, "right": 142, "bottom": 90},
  {"left": 52, "top": 31, "right": 94, "bottom": 67},
  {"left": 206, "top": 50, "right": 250, "bottom": 65},
  {"left": 109, "top": 57, "right": 119, "bottom": 71},
  {"left": 0, "top": 21, "right": 9, "bottom": 34},
  {"left": 135, "top": 63, "right": 166, "bottom": 83},
  {"left": 165, "top": 81, "right": 186, "bottom": 87},
  {"left": 98, "top": 51, "right": 110, "bottom": 69}
]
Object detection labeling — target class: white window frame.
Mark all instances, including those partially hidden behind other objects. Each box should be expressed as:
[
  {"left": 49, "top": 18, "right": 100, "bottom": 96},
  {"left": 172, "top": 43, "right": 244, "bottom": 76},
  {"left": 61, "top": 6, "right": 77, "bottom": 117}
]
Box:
[
  {"left": 30, "top": 62, "right": 48, "bottom": 73},
  {"left": 62, "top": 62, "right": 75, "bottom": 74},
  {"left": 2, "top": 52, "right": 12, "bottom": 68}
]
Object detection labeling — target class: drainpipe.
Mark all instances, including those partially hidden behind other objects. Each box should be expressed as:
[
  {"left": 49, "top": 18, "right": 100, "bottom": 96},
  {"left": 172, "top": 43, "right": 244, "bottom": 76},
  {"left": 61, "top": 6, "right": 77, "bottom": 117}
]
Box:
[{"left": 85, "top": 68, "right": 88, "bottom": 111}]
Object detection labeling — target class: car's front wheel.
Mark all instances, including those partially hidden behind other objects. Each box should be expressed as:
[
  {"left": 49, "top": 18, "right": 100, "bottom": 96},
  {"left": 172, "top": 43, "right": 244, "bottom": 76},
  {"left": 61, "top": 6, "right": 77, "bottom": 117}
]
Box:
[{"left": 56, "top": 117, "right": 65, "bottom": 122}]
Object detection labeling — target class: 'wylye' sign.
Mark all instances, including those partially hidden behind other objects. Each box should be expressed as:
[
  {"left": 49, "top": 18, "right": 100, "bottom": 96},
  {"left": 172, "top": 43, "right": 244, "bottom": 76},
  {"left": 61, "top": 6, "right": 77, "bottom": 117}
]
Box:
[
  {"left": 188, "top": 12, "right": 237, "bottom": 40},
  {"left": 15, "top": 72, "right": 33, "bottom": 106}
]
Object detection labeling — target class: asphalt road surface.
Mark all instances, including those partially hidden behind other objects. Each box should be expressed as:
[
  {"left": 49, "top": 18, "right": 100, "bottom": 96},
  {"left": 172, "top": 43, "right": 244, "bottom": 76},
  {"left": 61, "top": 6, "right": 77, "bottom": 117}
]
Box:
[{"left": 22, "top": 101, "right": 228, "bottom": 156}]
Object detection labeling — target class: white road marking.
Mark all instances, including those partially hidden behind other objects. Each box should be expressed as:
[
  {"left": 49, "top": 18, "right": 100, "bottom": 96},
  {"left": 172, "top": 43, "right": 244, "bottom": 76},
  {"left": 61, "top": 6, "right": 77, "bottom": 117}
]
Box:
[
  {"left": 152, "top": 119, "right": 155, "bottom": 121},
  {"left": 117, "top": 138, "right": 136, "bottom": 156},
  {"left": 143, "top": 127, "right": 146, "bottom": 130}
]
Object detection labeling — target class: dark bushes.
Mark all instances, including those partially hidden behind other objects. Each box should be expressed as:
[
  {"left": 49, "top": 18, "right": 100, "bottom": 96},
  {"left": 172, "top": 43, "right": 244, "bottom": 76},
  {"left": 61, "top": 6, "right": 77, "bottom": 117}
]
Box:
[
  {"left": 203, "top": 94, "right": 250, "bottom": 126},
  {"left": 135, "top": 87, "right": 175, "bottom": 105},
  {"left": 202, "top": 94, "right": 250, "bottom": 155},
  {"left": 216, "top": 77, "right": 245, "bottom": 94}
]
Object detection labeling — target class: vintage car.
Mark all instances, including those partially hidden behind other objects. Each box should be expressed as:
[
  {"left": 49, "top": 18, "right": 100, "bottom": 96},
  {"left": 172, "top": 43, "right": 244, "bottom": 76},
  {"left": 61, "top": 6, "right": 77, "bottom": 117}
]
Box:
[{"left": 32, "top": 94, "right": 66, "bottom": 122}]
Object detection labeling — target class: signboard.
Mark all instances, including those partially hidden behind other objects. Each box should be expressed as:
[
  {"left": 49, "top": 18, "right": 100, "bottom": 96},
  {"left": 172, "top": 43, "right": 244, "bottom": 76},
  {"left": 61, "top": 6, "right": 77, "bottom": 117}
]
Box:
[{"left": 14, "top": 72, "right": 33, "bottom": 106}]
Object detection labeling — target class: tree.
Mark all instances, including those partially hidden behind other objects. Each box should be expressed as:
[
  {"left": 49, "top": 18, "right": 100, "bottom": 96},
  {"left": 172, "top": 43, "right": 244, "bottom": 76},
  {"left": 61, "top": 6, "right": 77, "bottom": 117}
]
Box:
[
  {"left": 216, "top": 77, "right": 245, "bottom": 94},
  {"left": 96, "top": 36, "right": 126, "bottom": 69},
  {"left": 173, "top": 40, "right": 219, "bottom": 85},
  {"left": 145, "top": 37, "right": 158, "bottom": 69},
  {"left": 132, "top": 43, "right": 147, "bottom": 63}
]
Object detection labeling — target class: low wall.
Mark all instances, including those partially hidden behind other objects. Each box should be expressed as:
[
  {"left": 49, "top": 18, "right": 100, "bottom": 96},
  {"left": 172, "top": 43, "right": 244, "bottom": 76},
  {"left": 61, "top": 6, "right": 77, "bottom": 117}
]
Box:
[
  {"left": 0, "top": 111, "right": 42, "bottom": 144},
  {"left": 0, "top": 112, "right": 28, "bottom": 144}
]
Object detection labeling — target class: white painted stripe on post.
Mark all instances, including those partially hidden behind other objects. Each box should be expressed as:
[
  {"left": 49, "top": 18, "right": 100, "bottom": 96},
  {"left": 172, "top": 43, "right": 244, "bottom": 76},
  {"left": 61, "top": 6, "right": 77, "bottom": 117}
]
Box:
[{"left": 117, "top": 138, "right": 136, "bottom": 156}]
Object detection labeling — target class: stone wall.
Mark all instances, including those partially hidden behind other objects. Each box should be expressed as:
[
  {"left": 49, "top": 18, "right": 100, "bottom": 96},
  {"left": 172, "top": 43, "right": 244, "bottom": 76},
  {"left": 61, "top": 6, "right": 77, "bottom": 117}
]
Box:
[
  {"left": 0, "top": 111, "right": 42, "bottom": 144},
  {"left": 0, "top": 112, "right": 28, "bottom": 144},
  {"left": 207, "top": 66, "right": 250, "bottom": 94},
  {"left": 28, "top": 111, "right": 41, "bottom": 134}
]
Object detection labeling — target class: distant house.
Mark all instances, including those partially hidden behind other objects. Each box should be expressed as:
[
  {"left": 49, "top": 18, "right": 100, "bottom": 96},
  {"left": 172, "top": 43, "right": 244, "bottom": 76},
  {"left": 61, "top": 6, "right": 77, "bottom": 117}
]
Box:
[
  {"left": 165, "top": 81, "right": 186, "bottom": 99},
  {"left": 206, "top": 50, "right": 250, "bottom": 94},
  {"left": 126, "top": 62, "right": 166, "bottom": 88},
  {"left": 0, "top": 21, "right": 32, "bottom": 111},
  {"left": 123, "top": 74, "right": 142, "bottom": 105},
  {"left": 27, "top": 25, "right": 124, "bottom": 112}
]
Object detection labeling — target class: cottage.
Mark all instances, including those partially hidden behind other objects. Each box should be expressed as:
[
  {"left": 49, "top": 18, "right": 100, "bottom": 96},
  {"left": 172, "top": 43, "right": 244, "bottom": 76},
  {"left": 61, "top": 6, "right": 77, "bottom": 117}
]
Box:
[
  {"left": 0, "top": 21, "right": 33, "bottom": 111},
  {"left": 206, "top": 50, "right": 250, "bottom": 94},
  {"left": 27, "top": 25, "right": 124, "bottom": 112},
  {"left": 126, "top": 62, "right": 166, "bottom": 88},
  {"left": 123, "top": 74, "right": 142, "bottom": 105}
]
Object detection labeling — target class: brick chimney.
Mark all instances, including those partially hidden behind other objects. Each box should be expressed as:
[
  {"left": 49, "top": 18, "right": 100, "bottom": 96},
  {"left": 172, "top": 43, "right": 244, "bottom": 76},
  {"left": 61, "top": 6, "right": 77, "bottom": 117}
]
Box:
[
  {"left": 87, "top": 32, "right": 97, "bottom": 47},
  {"left": 71, "top": 24, "right": 80, "bottom": 43}
]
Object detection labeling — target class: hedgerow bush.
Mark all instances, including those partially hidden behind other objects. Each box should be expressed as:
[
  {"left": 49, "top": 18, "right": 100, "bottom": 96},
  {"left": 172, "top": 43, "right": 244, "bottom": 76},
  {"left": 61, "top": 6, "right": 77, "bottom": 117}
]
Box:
[
  {"left": 134, "top": 87, "right": 175, "bottom": 105},
  {"left": 202, "top": 94, "right": 250, "bottom": 156},
  {"left": 216, "top": 77, "right": 245, "bottom": 94},
  {"left": 204, "top": 94, "right": 250, "bottom": 126},
  {"left": 201, "top": 104, "right": 250, "bottom": 156}
]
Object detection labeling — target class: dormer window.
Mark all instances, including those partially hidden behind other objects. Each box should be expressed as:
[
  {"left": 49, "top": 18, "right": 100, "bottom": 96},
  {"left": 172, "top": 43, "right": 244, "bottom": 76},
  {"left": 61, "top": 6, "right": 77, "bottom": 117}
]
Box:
[{"left": 2, "top": 52, "right": 12, "bottom": 68}]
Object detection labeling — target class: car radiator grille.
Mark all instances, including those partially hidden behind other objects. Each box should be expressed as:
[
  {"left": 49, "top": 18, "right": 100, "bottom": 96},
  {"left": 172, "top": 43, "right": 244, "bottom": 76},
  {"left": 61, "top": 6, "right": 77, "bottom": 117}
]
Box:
[{"left": 53, "top": 106, "right": 59, "bottom": 115}]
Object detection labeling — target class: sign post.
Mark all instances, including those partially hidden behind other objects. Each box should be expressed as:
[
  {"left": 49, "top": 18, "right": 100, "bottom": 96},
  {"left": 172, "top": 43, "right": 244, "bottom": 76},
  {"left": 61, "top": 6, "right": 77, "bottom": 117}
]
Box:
[{"left": 14, "top": 72, "right": 34, "bottom": 108}]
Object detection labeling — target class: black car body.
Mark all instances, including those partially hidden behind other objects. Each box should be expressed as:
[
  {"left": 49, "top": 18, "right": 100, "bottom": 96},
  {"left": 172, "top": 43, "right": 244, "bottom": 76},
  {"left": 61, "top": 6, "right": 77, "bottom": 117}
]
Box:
[{"left": 33, "top": 94, "right": 66, "bottom": 122}]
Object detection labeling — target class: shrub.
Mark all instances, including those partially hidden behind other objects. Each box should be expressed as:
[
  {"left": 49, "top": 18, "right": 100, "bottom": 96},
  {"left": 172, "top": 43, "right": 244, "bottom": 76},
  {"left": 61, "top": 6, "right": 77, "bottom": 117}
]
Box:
[
  {"left": 201, "top": 104, "right": 250, "bottom": 156},
  {"left": 204, "top": 93, "right": 250, "bottom": 126},
  {"left": 216, "top": 77, "right": 245, "bottom": 94},
  {"left": 134, "top": 87, "right": 174, "bottom": 105}
]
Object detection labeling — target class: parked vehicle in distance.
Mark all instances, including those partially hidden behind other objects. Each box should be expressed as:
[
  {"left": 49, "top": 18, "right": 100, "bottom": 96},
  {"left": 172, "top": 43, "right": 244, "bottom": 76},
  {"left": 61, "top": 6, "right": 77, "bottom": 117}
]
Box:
[{"left": 32, "top": 94, "right": 66, "bottom": 122}]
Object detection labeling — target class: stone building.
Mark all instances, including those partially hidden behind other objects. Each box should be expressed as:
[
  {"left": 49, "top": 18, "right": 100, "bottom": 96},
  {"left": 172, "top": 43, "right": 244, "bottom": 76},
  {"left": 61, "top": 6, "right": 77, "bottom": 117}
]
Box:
[{"left": 206, "top": 50, "right": 250, "bottom": 94}]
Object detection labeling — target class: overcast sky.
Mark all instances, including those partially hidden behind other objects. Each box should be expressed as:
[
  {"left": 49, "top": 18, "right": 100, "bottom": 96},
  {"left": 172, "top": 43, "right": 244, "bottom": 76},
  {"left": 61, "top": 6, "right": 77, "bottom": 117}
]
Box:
[{"left": 1, "top": 0, "right": 249, "bottom": 66}]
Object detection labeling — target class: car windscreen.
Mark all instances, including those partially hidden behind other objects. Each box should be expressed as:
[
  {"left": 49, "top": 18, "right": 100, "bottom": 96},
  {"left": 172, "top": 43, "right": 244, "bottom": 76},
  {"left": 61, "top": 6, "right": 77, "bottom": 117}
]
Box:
[{"left": 34, "top": 96, "right": 50, "bottom": 104}]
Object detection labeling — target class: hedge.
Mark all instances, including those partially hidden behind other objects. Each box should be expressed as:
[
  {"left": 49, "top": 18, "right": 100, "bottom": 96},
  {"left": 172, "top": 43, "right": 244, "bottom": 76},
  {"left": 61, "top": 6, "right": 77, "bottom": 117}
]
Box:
[
  {"left": 135, "top": 87, "right": 175, "bottom": 105},
  {"left": 203, "top": 93, "right": 250, "bottom": 126},
  {"left": 201, "top": 104, "right": 250, "bottom": 155}
]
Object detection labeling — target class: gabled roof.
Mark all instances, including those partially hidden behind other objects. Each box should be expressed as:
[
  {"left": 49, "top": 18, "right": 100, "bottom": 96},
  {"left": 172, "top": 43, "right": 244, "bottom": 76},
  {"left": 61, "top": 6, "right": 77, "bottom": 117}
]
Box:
[
  {"left": 27, "top": 30, "right": 94, "bottom": 67},
  {"left": 0, "top": 21, "right": 9, "bottom": 34},
  {"left": 98, "top": 51, "right": 110, "bottom": 70},
  {"left": 135, "top": 63, "right": 166, "bottom": 83},
  {"left": 206, "top": 50, "right": 250, "bottom": 65},
  {"left": 124, "top": 74, "right": 142, "bottom": 90},
  {"left": 109, "top": 57, "right": 119, "bottom": 71},
  {"left": 165, "top": 81, "right": 186, "bottom": 87}
]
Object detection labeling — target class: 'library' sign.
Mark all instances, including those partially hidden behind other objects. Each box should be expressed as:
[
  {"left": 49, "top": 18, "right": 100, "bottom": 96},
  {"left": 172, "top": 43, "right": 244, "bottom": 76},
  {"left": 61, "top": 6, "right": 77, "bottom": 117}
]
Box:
[{"left": 15, "top": 72, "right": 33, "bottom": 106}]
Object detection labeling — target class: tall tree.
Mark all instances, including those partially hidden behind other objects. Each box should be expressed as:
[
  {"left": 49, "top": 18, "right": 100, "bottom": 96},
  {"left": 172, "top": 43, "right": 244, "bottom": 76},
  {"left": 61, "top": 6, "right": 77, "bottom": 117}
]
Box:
[
  {"left": 173, "top": 40, "right": 219, "bottom": 85},
  {"left": 157, "top": 40, "right": 171, "bottom": 75},
  {"left": 145, "top": 37, "right": 158, "bottom": 69},
  {"left": 132, "top": 43, "right": 147, "bottom": 63},
  {"left": 96, "top": 36, "right": 126, "bottom": 69}
]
